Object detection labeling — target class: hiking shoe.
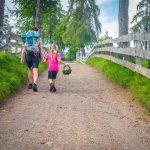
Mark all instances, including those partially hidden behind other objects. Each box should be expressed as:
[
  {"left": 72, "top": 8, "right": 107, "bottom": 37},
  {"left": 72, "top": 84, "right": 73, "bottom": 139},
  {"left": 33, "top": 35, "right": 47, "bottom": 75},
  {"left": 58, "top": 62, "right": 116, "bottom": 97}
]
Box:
[
  {"left": 33, "top": 83, "right": 38, "bottom": 92},
  {"left": 49, "top": 83, "right": 54, "bottom": 92},
  {"left": 28, "top": 83, "right": 32, "bottom": 89},
  {"left": 52, "top": 86, "right": 56, "bottom": 92}
]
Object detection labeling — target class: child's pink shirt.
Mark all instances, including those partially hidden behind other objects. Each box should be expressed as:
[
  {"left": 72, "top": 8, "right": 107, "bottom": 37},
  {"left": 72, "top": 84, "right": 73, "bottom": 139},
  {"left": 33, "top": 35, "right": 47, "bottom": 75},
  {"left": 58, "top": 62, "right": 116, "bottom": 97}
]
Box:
[{"left": 45, "top": 53, "right": 60, "bottom": 71}]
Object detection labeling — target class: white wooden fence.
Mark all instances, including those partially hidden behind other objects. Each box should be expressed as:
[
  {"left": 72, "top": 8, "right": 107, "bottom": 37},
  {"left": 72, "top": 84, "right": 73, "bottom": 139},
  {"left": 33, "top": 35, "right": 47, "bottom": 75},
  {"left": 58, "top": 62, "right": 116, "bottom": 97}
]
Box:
[
  {"left": 0, "top": 26, "right": 22, "bottom": 54},
  {"left": 77, "top": 32, "right": 150, "bottom": 79}
]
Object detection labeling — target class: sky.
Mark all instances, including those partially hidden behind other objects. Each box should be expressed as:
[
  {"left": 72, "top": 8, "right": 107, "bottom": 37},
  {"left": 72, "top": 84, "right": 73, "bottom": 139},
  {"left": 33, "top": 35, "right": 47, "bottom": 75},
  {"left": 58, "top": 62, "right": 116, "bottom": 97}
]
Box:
[
  {"left": 61, "top": 0, "right": 141, "bottom": 37},
  {"left": 95, "top": 0, "right": 140, "bottom": 37},
  {"left": 5, "top": 0, "right": 140, "bottom": 38}
]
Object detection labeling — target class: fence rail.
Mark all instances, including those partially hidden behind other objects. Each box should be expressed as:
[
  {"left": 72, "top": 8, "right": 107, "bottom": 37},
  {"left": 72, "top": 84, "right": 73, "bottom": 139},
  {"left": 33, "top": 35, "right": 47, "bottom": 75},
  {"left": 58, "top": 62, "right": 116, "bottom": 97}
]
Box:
[
  {"left": 0, "top": 26, "right": 22, "bottom": 54},
  {"left": 77, "top": 32, "right": 150, "bottom": 79}
]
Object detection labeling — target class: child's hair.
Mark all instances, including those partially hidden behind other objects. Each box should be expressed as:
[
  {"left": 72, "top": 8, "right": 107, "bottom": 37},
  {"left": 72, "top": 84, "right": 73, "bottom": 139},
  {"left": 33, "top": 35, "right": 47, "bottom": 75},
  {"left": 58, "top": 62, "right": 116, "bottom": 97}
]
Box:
[{"left": 50, "top": 43, "right": 58, "bottom": 60}]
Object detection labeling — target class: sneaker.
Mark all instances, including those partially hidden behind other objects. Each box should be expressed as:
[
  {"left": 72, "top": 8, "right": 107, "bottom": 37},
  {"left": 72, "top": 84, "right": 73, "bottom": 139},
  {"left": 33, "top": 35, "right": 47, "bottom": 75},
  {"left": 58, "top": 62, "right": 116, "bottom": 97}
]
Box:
[
  {"left": 28, "top": 83, "right": 32, "bottom": 89},
  {"left": 49, "top": 83, "right": 54, "bottom": 92},
  {"left": 33, "top": 83, "right": 38, "bottom": 92},
  {"left": 52, "top": 86, "right": 56, "bottom": 92}
]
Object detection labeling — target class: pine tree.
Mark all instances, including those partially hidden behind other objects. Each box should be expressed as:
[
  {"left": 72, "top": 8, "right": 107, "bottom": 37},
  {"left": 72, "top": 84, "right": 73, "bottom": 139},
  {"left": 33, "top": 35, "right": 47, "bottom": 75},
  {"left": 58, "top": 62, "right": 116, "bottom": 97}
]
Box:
[
  {"left": 0, "top": 0, "right": 5, "bottom": 27},
  {"left": 131, "top": 0, "right": 150, "bottom": 33}
]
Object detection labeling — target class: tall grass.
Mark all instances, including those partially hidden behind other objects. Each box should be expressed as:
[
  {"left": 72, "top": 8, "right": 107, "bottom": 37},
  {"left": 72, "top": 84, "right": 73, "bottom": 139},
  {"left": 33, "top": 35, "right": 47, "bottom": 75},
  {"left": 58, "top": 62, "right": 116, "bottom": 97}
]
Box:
[
  {"left": 86, "top": 57, "right": 150, "bottom": 111},
  {"left": 0, "top": 52, "right": 47, "bottom": 103}
]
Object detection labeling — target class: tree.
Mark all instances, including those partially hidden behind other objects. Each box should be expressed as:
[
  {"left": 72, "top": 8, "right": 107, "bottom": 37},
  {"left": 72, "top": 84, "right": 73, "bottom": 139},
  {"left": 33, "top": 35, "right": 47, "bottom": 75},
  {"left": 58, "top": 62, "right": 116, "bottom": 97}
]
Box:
[
  {"left": 61, "top": 0, "right": 101, "bottom": 57},
  {"left": 12, "top": 0, "right": 62, "bottom": 43},
  {"left": 3, "top": 14, "right": 10, "bottom": 26},
  {"left": 131, "top": 0, "right": 150, "bottom": 33},
  {"left": 0, "top": 0, "right": 5, "bottom": 27},
  {"left": 118, "top": 0, "right": 129, "bottom": 47},
  {"left": 36, "top": 0, "right": 42, "bottom": 34},
  {"left": 131, "top": 0, "right": 150, "bottom": 68},
  {"left": 131, "top": 0, "right": 150, "bottom": 50}
]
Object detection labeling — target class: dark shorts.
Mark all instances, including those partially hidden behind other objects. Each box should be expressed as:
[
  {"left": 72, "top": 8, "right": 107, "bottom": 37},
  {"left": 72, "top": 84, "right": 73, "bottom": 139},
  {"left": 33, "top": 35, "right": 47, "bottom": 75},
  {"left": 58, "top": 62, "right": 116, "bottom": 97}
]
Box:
[
  {"left": 48, "top": 71, "right": 58, "bottom": 79},
  {"left": 25, "top": 52, "right": 40, "bottom": 69}
]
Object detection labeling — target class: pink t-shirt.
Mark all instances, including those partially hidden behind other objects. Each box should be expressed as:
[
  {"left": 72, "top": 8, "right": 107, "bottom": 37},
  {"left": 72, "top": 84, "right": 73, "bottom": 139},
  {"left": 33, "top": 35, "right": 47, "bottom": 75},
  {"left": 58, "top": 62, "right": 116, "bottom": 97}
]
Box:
[{"left": 45, "top": 53, "right": 60, "bottom": 71}]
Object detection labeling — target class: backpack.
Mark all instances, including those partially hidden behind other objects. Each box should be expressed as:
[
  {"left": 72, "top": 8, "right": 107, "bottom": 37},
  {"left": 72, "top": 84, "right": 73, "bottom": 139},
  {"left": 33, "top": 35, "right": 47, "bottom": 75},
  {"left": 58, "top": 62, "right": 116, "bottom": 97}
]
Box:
[{"left": 21, "top": 31, "right": 40, "bottom": 54}]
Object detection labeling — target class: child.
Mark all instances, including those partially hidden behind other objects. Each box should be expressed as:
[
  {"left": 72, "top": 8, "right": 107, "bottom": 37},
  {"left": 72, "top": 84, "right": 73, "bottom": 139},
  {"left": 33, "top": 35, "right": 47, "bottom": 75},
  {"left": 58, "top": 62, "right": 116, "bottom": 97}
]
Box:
[{"left": 44, "top": 43, "right": 66, "bottom": 92}]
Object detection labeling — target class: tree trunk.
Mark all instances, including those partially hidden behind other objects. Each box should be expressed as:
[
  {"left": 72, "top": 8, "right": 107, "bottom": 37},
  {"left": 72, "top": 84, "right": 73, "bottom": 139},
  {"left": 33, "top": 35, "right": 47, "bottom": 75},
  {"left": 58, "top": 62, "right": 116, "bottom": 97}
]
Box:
[
  {"left": 0, "top": 0, "right": 5, "bottom": 27},
  {"left": 119, "top": 0, "right": 129, "bottom": 48},
  {"left": 81, "top": 47, "right": 86, "bottom": 57},
  {"left": 35, "top": 0, "right": 42, "bottom": 34}
]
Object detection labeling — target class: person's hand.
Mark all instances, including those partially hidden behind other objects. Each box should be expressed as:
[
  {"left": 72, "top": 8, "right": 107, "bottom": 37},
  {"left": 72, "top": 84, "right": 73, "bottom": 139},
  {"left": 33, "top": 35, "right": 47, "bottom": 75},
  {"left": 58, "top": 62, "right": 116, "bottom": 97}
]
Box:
[
  {"left": 21, "top": 57, "right": 24, "bottom": 64},
  {"left": 42, "top": 58, "right": 45, "bottom": 63}
]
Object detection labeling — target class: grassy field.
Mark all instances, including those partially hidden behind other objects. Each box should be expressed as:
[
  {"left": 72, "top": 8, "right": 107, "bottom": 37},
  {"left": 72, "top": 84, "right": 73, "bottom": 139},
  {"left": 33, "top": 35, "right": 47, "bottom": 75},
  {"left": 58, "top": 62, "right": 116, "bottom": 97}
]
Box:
[
  {"left": 0, "top": 52, "right": 47, "bottom": 103},
  {"left": 86, "top": 57, "right": 150, "bottom": 112}
]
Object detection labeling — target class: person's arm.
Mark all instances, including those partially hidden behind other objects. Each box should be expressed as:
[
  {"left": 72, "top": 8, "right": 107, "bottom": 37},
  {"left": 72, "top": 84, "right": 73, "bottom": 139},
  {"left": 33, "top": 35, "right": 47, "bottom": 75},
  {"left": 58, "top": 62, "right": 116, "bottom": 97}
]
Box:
[
  {"left": 58, "top": 59, "right": 66, "bottom": 66},
  {"left": 43, "top": 54, "right": 48, "bottom": 63},
  {"left": 57, "top": 53, "right": 66, "bottom": 66},
  {"left": 43, "top": 57, "right": 47, "bottom": 63},
  {"left": 39, "top": 38, "right": 45, "bottom": 62},
  {"left": 21, "top": 43, "right": 25, "bottom": 64}
]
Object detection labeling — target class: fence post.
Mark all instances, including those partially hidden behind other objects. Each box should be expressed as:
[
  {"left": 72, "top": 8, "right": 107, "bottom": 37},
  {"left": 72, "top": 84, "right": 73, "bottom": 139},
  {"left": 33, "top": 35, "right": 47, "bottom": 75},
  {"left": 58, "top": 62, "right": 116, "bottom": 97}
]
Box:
[
  {"left": 6, "top": 28, "right": 11, "bottom": 52},
  {"left": 148, "top": 41, "right": 150, "bottom": 69},
  {"left": 15, "top": 31, "right": 18, "bottom": 56},
  {"left": 135, "top": 41, "right": 142, "bottom": 66}
]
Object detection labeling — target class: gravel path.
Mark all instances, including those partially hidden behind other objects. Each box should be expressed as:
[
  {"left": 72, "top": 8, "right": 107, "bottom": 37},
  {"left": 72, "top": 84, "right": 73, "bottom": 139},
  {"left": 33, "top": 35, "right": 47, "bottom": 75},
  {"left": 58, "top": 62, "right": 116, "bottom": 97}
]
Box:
[{"left": 0, "top": 64, "right": 150, "bottom": 150}]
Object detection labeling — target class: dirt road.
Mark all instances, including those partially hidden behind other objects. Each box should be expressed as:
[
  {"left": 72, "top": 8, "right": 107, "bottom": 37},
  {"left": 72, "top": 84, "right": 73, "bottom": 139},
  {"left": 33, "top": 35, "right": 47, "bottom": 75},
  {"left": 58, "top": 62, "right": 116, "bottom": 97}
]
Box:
[{"left": 0, "top": 64, "right": 150, "bottom": 150}]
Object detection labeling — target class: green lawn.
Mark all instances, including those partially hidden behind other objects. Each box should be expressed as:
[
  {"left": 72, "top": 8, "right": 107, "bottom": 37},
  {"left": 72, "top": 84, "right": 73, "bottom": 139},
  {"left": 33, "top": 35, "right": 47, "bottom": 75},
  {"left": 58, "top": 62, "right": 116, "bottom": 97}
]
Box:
[
  {"left": 0, "top": 52, "right": 47, "bottom": 103},
  {"left": 86, "top": 57, "right": 150, "bottom": 112}
]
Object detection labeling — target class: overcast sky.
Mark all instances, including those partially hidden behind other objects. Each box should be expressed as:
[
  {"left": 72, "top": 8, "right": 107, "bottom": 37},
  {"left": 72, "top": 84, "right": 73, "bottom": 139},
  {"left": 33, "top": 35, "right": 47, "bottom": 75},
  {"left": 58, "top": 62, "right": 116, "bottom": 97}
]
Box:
[{"left": 5, "top": 0, "right": 140, "bottom": 38}]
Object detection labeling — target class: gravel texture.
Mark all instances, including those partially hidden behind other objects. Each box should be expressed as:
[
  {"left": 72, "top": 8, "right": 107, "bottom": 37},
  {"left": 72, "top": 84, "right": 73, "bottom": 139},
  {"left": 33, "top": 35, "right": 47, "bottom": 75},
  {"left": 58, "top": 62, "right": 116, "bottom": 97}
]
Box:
[{"left": 0, "top": 64, "right": 150, "bottom": 150}]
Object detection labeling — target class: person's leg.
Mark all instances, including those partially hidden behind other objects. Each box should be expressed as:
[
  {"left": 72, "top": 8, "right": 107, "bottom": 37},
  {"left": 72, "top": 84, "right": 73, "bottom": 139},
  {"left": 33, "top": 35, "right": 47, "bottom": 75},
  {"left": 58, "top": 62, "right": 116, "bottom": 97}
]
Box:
[
  {"left": 32, "top": 53, "right": 40, "bottom": 92},
  {"left": 33, "top": 68, "right": 38, "bottom": 84},
  {"left": 49, "top": 79, "right": 55, "bottom": 92},
  {"left": 48, "top": 79, "right": 53, "bottom": 84},
  {"left": 32, "top": 68, "right": 38, "bottom": 92},
  {"left": 27, "top": 68, "right": 33, "bottom": 89},
  {"left": 51, "top": 71, "right": 58, "bottom": 92},
  {"left": 52, "top": 79, "right": 56, "bottom": 92},
  {"left": 25, "top": 53, "right": 33, "bottom": 89},
  {"left": 28, "top": 68, "right": 33, "bottom": 83}
]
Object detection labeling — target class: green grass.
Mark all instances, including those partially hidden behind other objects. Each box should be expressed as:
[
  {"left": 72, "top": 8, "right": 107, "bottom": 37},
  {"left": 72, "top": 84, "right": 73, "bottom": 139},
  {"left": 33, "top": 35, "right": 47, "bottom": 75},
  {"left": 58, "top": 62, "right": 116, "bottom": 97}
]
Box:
[
  {"left": 86, "top": 57, "right": 150, "bottom": 111},
  {"left": 0, "top": 52, "right": 47, "bottom": 103},
  {"left": 75, "top": 60, "right": 83, "bottom": 64}
]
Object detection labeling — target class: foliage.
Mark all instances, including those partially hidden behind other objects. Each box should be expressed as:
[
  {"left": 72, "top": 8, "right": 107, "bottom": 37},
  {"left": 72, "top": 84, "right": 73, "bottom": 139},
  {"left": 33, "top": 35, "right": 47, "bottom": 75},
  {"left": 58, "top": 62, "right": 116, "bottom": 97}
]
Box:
[
  {"left": 3, "top": 14, "right": 10, "bottom": 26},
  {"left": 131, "top": 0, "right": 150, "bottom": 33},
  {"left": 12, "top": 0, "right": 63, "bottom": 43},
  {"left": 64, "top": 0, "right": 101, "bottom": 48},
  {"left": 97, "top": 32, "right": 113, "bottom": 48},
  {"left": 86, "top": 57, "right": 150, "bottom": 111},
  {"left": 65, "top": 47, "right": 78, "bottom": 61},
  {"left": 0, "top": 52, "right": 47, "bottom": 103},
  {"left": 51, "top": 15, "right": 67, "bottom": 51},
  {"left": 52, "top": 0, "right": 101, "bottom": 59}
]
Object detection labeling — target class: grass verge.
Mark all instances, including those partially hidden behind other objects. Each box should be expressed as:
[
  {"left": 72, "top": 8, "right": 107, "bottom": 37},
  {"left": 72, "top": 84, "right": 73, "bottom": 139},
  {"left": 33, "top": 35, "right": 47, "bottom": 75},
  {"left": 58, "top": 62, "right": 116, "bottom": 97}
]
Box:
[
  {"left": 86, "top": 57, "right": 150, "bottom": 112},
  {"left": 75, "top": 60, "right": 83, "bottom": 64},
  {"left": 0, "top": 52, "right": 47, "bottom": 103}
]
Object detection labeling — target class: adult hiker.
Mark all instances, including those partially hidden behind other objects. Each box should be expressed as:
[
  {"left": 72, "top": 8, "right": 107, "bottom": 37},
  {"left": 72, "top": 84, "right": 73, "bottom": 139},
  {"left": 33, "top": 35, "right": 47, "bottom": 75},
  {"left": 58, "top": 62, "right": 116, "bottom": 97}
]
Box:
[{"left": 21, "top": 27, "right": 45, "bottom": 92}]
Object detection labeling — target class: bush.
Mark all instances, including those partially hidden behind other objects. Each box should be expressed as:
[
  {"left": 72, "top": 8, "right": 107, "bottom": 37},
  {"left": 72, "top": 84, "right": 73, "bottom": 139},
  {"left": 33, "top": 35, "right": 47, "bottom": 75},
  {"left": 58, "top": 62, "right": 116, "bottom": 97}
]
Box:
[
  {"left": 86, "top": 57, "right": 150, "bottom": 111},
  {"left": 0, "top": 52, "right": 47, "bottom": 103}
]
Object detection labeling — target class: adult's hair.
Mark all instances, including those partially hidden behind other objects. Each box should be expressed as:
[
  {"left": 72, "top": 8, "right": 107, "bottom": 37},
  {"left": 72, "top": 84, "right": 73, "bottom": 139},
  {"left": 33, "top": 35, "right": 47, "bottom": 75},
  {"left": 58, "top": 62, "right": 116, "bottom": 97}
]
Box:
[{"left": 31, "top": 27, "right": 39, "bottom": 32}]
